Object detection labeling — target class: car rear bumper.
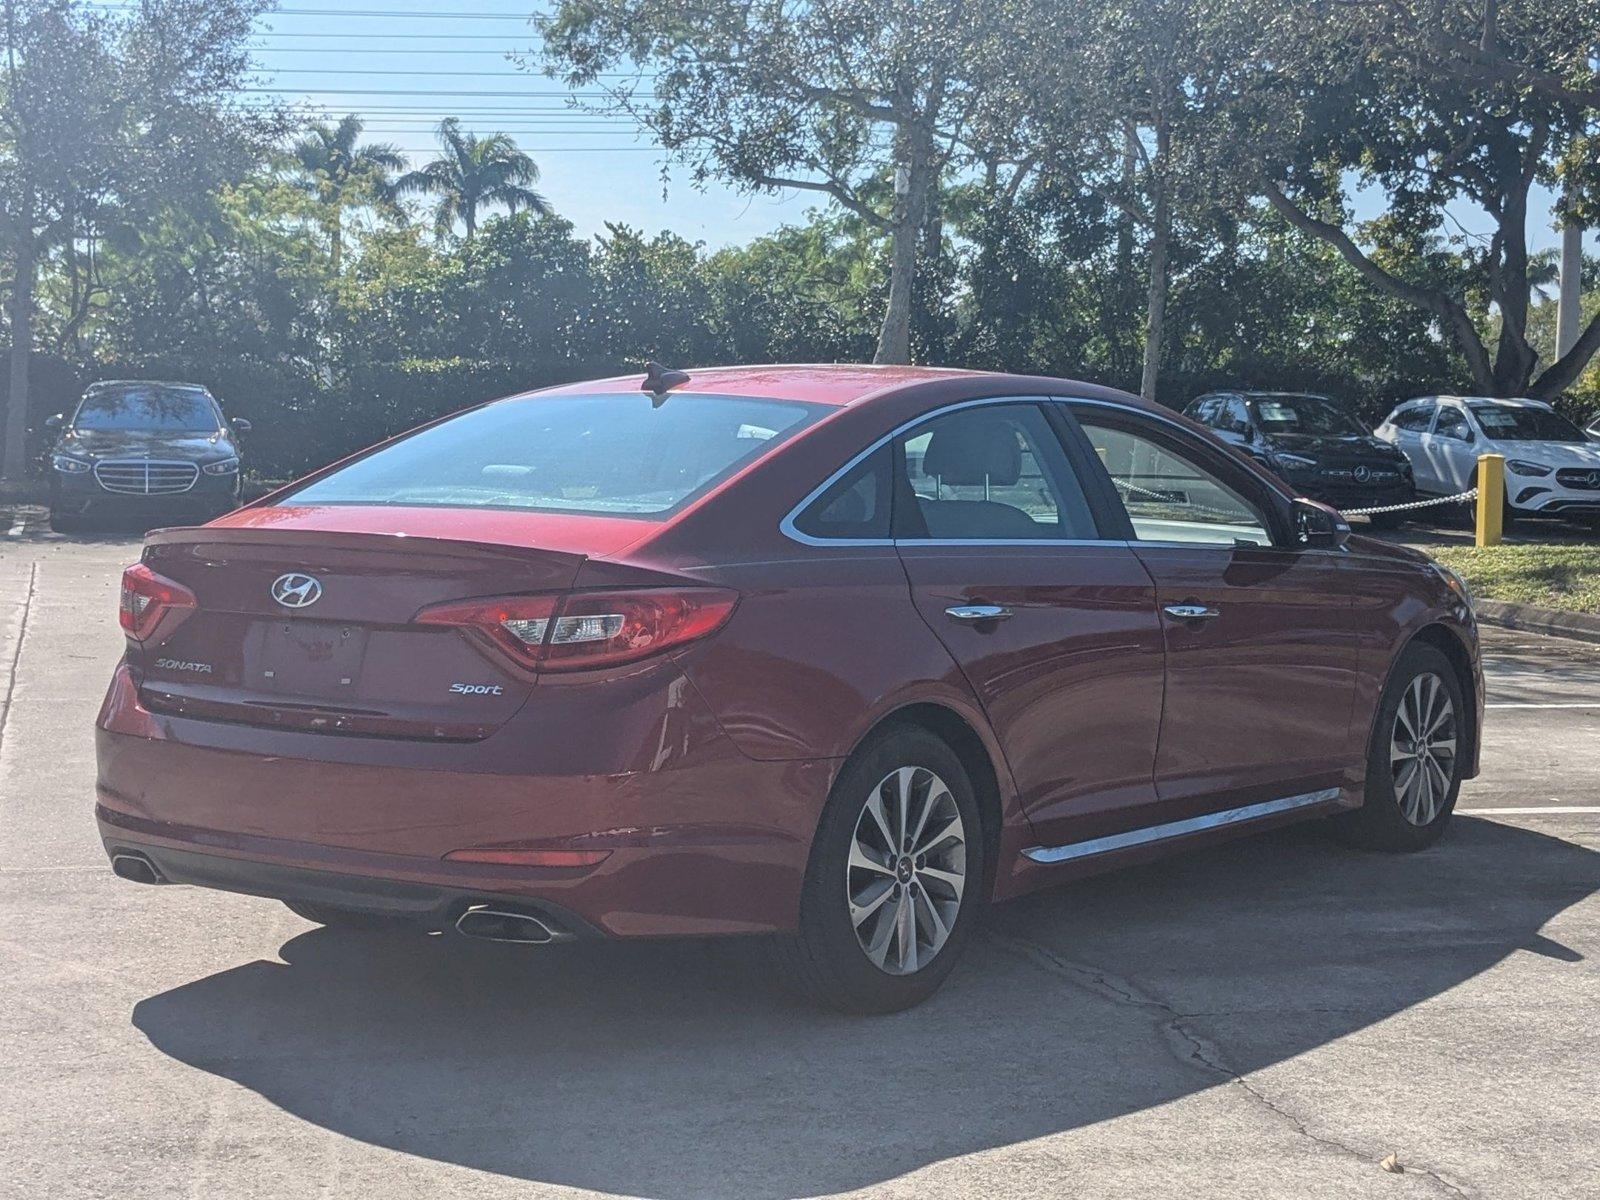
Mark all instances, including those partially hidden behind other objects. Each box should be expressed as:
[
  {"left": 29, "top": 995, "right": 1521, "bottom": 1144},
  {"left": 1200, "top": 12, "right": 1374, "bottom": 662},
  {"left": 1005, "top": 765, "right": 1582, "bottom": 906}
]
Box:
[
  {"left": 96, "top": 831, "right": 607, "bottom": 938},
  {"left": 95, "top": 664, "right": 832, "bottom": 937}
]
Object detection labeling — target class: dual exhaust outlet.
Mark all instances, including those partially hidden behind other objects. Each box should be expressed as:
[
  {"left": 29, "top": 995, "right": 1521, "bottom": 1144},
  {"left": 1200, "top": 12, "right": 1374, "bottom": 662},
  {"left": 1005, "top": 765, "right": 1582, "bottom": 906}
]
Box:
[{"left": 109, "top": 853, "right": 564, "bottom": 945}]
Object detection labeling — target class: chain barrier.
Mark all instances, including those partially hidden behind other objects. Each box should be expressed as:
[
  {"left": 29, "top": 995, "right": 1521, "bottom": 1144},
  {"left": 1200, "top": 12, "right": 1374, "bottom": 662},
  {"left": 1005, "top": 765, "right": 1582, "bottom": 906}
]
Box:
[{"left": 1342, "top": 488, "right": 1478, "bottom": 517}]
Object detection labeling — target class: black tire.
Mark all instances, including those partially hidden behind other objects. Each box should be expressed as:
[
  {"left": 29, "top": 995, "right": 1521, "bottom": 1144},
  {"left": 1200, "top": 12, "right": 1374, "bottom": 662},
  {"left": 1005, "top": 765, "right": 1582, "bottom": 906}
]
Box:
[
  {"left": 283, "top": 900, "right": 410, "bottom": 931},
  {"left": 48, "top": 508, "right": 82, "bottom": 533},
  {"left": 1331, "top": 643, "right": 1465, "bottom": 851},
  {"left": 1367, "top": 511, "right": 1407, "bottom": 531},
  {"left": 772, "top": 724, "right": 986, "bottom": 1014}
]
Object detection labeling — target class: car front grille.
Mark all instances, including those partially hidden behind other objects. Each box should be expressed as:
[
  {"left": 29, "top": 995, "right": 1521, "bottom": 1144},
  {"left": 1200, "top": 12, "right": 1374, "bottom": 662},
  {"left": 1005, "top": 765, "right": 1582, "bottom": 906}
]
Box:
[
  {"left": 1320, "top": 465, "right": 1402, "bottom": 483},
  {"left": 1555, "top": 468, "right": 1600, "bottom": 491},
  {"left": 92, "top": 460, "right": 200, "bottom": 495}
]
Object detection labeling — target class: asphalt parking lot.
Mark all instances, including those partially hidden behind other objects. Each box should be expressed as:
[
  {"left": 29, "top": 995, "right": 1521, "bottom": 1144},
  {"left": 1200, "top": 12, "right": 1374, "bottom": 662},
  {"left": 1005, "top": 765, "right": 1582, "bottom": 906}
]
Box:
[{"left": 1, "top": 509, "right": 1596, "bottom": 1200}]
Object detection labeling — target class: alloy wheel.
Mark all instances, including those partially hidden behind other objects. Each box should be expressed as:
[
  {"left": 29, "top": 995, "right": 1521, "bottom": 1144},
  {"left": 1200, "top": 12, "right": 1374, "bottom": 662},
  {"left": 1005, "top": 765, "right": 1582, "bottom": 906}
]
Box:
[
  {"left": 1391, "top": 672, "right": 1457, "bottom": 825},
  {"left": 847, "top": 766, "right": 967, "bottom": 976}
]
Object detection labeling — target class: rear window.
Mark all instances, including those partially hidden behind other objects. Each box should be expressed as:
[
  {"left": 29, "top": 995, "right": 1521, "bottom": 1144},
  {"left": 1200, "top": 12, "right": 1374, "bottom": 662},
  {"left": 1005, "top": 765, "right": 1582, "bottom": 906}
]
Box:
[
  {"left": 284, "top": 391, "right": 825, "bottom": 517},
  {"left": 74, "top": 385, "right": 220, "bottom": 432}
]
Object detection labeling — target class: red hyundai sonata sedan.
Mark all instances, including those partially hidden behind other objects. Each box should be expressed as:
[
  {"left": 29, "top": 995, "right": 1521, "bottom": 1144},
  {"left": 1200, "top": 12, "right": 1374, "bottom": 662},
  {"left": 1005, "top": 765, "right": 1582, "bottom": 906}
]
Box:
[{"left": 97, "top": 365, "right": 1482, "bottom": 1012}]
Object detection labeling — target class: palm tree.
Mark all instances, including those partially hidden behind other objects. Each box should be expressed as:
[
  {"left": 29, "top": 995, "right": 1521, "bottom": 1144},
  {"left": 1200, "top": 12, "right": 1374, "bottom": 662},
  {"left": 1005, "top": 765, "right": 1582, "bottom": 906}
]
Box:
[
  {"left": 288, "top": 115, "right": 405, "bottom": 273},
  {"left": 1528, "top": 248, "right": 1560, "bottom": 304},
  {"left": 395, "top": 118, "right": 551, "bottom": 240}
]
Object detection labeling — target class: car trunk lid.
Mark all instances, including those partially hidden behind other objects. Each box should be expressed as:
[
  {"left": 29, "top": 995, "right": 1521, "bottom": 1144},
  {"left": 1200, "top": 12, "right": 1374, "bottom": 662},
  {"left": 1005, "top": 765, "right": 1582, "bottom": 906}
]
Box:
[{"left": 134, "top": 514, "right": 624, "bottom": 740}]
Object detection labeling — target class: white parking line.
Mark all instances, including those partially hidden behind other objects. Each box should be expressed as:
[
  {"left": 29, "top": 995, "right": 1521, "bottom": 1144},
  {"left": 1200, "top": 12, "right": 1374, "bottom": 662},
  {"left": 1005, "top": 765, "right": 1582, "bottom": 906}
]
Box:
[
  {"left": 1486, "top": 702, "right": 1600, "bottom": 710},
  {"left": 1459, "top": 806, "right": 1600, "bottom": 815},
  {"left": 4, "top": 515, "right": 23, "bottom": 538}
]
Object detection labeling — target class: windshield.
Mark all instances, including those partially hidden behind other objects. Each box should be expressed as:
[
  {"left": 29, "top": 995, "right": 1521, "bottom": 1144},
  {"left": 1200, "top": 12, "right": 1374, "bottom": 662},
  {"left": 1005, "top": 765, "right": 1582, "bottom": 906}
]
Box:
[
  {"left": 284, "top": 391, "right": 825, "bottom": 517},
  {"left": 1468, "top": 403, "right": 1584, "bottom": 442},
  {"left": 1247, "top": 395, "right": 1366, "bottom": 437},
  {"left": 73, "top": 385, "right": 220, "bottom": 433}
]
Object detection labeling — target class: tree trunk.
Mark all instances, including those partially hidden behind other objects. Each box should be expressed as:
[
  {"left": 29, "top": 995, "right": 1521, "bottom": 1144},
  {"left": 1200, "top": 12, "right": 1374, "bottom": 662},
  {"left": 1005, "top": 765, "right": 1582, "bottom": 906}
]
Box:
[
  {"left": 2, "top": 233, "right": 33, "bottom": 484},
  {"left": 1556, "top": 207, "right": 1583, "bottom": 359},
  {"left": 1139, "top": 123, "right": 1172, "bottom": 403},
  {"left": 874, "top": 125, "right": 932, "bottom": 366},
  {"left": 1140, "top": 213, "right": 1169, "bottom": 403}
]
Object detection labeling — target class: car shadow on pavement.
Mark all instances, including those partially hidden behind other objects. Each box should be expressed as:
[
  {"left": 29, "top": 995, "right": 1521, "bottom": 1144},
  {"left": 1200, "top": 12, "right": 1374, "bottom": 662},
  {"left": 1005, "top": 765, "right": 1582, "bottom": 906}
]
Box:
[{"left": 131, "top": 817, "right": 1598, "bottom": 1200}]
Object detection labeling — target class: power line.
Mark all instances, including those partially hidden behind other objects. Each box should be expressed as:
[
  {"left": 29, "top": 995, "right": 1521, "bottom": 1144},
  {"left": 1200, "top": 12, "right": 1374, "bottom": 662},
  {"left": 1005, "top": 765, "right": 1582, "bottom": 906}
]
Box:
[
  {"left": 265, "top": 69, "right": 549, "bottom": 76},
  {"left": 245, "top": 88, "right": 619, "bottom": 97},
  {"left": 250, "top": 31, "right": 541, "bottom": 40},
  {"left": 89, "top": 3, "right": 541, "bottom": 18}
]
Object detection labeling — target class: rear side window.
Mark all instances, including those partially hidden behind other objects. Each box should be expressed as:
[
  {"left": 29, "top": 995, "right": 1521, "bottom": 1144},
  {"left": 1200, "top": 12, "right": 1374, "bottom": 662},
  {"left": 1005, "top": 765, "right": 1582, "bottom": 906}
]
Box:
[
  {"left": 1392, "top": 404, "right": 1435, "bottom": 432},
  {"left": 792, "top": 447, "right": 891, "bottom": 540},
  {"left": 895, "top": 403, "right": 1098, "bottom": 540},
  {"left": 285, "top": 392, "right": 824, "bottom": 517}
]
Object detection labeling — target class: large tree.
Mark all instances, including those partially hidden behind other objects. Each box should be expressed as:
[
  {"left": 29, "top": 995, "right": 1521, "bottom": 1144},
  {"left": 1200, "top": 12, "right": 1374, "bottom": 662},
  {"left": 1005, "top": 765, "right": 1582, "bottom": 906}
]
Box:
[
  {"left": 287, "top": 115, "right": 404, "bottom": 275},
  {"left": 538, "top": 0, "right": 1031, "bottom": 365},
  {"left": 0, "top": 0, "right": 275, "bottom": 482},
  {"left": 1235, "top": 0, "right": 1600, "bottom": 399},
  {"left": 394, "top": 118, "right": 551, "bottom": 241}
]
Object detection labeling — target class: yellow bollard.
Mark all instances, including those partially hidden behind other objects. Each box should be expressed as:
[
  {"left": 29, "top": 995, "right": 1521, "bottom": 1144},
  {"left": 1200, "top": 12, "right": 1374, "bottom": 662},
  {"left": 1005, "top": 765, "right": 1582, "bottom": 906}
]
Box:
[{"left": 1475, "top": 453, "right": 1504, "bottom": 547}]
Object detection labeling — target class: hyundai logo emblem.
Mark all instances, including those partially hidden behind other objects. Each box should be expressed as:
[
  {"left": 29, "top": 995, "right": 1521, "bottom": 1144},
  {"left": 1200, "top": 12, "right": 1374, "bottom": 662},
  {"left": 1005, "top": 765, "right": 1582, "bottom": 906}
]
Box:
[
  {"left": 1353, "top": 465, "right": 1371, "bottom": 483},
  {"left": 270, "top": 572, "right": 323, "bottom": 609}
]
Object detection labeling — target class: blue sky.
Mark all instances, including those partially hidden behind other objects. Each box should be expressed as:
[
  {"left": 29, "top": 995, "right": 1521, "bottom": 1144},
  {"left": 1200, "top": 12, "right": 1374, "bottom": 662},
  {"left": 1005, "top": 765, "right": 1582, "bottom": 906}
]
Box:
[
  {"left": 245, "top": 0, "right": 1582, "bottom": 258},
  {"left": 248, "top": 0, "right": 817, "bottom": 246}
]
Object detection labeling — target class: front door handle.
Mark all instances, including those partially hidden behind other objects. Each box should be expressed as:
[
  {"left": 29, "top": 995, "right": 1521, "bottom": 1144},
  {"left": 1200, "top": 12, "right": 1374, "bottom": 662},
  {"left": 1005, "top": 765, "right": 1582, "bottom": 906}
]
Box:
[
  {"left": 945, "top": 604, "right": 1013, "bottom": 623},
  {"left": 1163, "top": 603, "right": 1220, "bottom": 620}
]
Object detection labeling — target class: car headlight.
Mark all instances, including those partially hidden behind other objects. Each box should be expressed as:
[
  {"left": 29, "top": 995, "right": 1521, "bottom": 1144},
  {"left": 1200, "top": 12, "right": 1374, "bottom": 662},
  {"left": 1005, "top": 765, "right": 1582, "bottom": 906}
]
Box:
[
  {"left": 202, "top": 457, "right": 240, "bottom": 476},
  {"left": 51, "top": 454, "right": 91, "bottom": 474},
  {"left": 1505, "top": 459, "right": 1552, "bottom": 477},
  {"left": 1272, "top": 452, "right": 1318, "bottom": 471}
]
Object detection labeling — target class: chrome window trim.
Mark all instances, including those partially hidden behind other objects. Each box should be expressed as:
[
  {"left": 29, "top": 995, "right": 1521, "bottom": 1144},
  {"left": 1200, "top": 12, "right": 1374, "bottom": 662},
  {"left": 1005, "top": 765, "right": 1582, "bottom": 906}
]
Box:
[
  {"left": 1021, "top": 788, "right": 1342, "bottom": 865},
  {"left": 779, "top": 392, "right": 1210, "bottom": 548}
]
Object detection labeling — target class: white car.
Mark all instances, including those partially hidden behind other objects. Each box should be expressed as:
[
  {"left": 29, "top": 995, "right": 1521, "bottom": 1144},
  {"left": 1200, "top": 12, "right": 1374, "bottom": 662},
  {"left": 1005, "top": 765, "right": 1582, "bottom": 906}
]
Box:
[{"left": 1375, "top": 396, "right": 1600, "bottom": 528}]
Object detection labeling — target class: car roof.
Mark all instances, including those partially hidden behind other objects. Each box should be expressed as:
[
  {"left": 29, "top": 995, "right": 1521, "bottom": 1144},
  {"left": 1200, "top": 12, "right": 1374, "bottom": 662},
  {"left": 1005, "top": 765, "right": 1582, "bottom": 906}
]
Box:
[
  {"left": 85, "top": 379, "right": 212, "bottom": 393},
  {"left": 529, "top": 363, "right": 1167, "bottom": 423},
  {"left": 535, "top": 363, "right": 990, "bottom": 408},
  {"left": 1432, "top": 395, "right": 1553, "bottom": 409}
]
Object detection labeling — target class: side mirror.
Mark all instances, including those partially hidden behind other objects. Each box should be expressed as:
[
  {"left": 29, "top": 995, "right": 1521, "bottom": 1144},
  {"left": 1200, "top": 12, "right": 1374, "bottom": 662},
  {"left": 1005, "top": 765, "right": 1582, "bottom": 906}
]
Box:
[
  {"left": 1240, "top": 424, "right": 1256, "bottom": 443},
  {"left": 231, "top": 418, "right": 252, "bottom": 434},
  {"left": 1292, "top": 497, "right": 1350, "bottom": 550},
  {"left": 44, "top": 413, "right": 63, "bottom": 429}
]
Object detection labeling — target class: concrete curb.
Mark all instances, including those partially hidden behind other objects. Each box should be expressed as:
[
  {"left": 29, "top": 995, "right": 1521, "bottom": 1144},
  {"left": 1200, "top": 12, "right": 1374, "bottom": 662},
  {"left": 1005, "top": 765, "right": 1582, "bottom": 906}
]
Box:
[{"left": 1475, "top": 598, "right": 1600, "bottom": 646}]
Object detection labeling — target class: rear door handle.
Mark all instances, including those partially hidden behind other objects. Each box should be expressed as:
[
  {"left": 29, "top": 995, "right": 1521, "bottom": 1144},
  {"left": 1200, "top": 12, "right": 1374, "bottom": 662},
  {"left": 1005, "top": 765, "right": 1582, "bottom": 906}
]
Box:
[
  {"left": 945, "top": 604, "right": 1013, "bottom": 622},
  {"left": 1163, "top": 603, "right": 1220, "bottom": 620}
]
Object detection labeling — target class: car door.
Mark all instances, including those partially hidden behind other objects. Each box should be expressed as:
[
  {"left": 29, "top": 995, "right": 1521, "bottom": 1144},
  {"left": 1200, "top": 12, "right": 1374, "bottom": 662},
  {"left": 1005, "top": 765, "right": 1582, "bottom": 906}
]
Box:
[
  {"left": 1067, "top": 402, "right": 1363, "bottom": 812},
  {"left": 889, "top": 400, "right": 1168, "bottom": 850},
  {"left": 1419, "top": 404, "right": 1478, "bottom": 493},
  {"left": 1386, "top": 401, "right": 1437, "bottom": 489}
]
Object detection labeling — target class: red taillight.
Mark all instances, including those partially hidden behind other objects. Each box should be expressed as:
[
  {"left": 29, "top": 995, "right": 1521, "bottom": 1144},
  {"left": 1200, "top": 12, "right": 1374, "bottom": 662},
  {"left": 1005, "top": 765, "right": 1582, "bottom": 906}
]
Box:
[
  {"left": 415, "top": 587, "right": 738, "bottom": 672},
  {"left": 119, "top": 563, "right": 197, "bottom": 641}
]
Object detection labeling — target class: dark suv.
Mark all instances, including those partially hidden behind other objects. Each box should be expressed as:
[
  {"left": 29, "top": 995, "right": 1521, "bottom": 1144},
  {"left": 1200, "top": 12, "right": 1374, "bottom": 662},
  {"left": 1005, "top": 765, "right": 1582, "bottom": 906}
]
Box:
[
  {"left": 46, "top": 381, "right": 249, "bottom": 531},
  {"left": 1185, "top": 391, "right": 1415, "bottom": 527}
]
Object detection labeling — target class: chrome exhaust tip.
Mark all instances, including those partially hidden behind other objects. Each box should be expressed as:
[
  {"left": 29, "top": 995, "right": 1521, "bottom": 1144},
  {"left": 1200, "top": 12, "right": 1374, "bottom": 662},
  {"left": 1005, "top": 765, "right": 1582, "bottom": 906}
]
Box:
[
  {"left": 453, "top": 906, "right": 561, "bottom": 944},
  {"left": 110, "top": 853, "right": 162, "bottom": 885}
]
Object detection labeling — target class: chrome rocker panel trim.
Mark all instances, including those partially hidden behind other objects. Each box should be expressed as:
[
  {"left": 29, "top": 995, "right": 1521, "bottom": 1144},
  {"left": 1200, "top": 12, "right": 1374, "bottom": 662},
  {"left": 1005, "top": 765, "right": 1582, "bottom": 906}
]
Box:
[{"left": 1021, "top": 788, "right": 1342, "bottom": 865}]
